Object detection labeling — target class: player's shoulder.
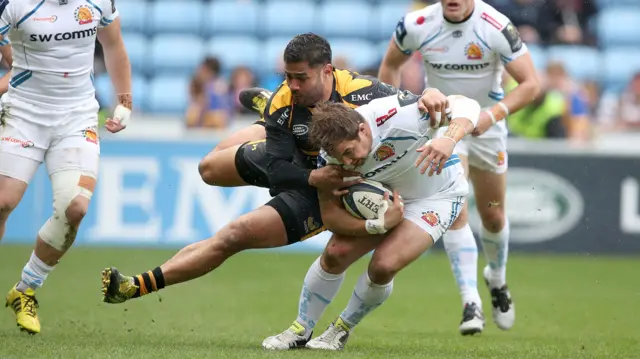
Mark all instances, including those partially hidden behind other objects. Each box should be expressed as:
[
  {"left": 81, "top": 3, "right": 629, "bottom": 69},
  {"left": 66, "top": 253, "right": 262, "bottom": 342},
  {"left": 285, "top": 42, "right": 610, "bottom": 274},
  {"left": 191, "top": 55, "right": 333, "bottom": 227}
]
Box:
[
  {"left": 335, "top": 69, "right": 375, "bottom": 98},
  {"left": 403, "top": 4, "right": 442, "bottom": 32},
  {"left": 0, "top": 0, "right": 22, "bottom": 20},
  {"left": 475, "top": 0, "right": 513, "bottom": 33},
  {"left": 267, "top": 81, "right": 292, "bottom": 116}
]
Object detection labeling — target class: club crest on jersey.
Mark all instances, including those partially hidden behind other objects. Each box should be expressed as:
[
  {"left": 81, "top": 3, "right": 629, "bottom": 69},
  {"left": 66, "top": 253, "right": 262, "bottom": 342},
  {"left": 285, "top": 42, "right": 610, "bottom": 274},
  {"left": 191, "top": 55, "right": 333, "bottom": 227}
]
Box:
[
  {"left": 374, "top": 143, "right": 396, "bottom": 162},
  {"left": 82, "top": 127, "right": 98, "bottom": 144},
  {"left": 465, "top": 42, "right": 484, "bottom": 60},
  {"left": 74, "top": 5, "right": 94, "bottom": 25},
  {"left": 421, "top": 211, "right": 440, "bottom": 227}
]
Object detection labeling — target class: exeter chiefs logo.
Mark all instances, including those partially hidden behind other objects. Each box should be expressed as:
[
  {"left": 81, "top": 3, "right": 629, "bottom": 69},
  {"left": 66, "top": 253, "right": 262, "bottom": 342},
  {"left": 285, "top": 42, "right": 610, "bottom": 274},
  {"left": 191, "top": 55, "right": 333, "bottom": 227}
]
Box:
[
  {"left": 465, "top": 42, "right": 484, "bottom": 60},
  {"left": 74, "top": 5, "right": 94, "bottom": 25},
  {"left": 421, "top": 211, "right": 441, "bottom": 227},
  {"left": 373, "top": 143, "right": 395, "bottom": 162}
]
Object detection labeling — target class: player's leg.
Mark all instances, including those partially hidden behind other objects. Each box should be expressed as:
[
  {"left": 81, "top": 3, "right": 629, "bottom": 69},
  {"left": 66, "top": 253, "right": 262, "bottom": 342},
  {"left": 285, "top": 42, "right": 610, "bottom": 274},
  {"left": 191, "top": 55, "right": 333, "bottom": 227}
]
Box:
[
  {"left": 262, "top": 233, "right": 383, "bottom": 350},
  {"left": 102, "top": 188, "right": 322, "bottom": 303},
  {"left": 467, "top": 136, "right": 514, "bottom": 330},
  {"left": 200, "top": 139, "right": 271, "bottom": 188},
  {"left": 307, "top": 197, "right": 463, "bottom": 350},
  {"left": 441, "top": 139, "right": 484, "bottom": 335}
]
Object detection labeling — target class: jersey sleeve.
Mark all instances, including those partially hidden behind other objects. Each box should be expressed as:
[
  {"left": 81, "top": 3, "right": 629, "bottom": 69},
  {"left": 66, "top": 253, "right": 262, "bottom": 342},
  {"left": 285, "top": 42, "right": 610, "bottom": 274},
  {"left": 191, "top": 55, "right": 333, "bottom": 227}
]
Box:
[
  {"left": 392, "top": 11, "right": 424, "bottom": 55},
  {"left": 485, "top": 14, "right": 528, "bottom": 64},
  {"left": 0, "top": 0, "right": 14, "bottom": 44},
  {"left": 98, "top": 0, "right": 119, "bottom": 28},
  {"left": 341, "top": 75, "right": 399, "bottom": 108}
]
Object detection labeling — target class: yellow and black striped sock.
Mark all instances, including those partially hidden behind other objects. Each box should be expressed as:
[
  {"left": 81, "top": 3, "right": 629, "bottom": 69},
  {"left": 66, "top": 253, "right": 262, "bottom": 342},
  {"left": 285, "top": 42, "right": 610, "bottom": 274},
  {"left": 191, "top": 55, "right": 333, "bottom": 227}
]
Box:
[{"left": 132, "top": 267, "right": 166, "bottom": 298}]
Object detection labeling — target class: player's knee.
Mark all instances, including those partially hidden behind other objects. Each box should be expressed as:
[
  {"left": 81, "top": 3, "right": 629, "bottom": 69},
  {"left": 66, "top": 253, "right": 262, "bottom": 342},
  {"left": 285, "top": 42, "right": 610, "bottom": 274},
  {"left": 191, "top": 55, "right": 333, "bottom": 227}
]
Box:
[
  {"left": 367, "top": 256, "right": 400, "bottom": 285},
  {"left": 65, "top": 196, "right": 89, "bottom": 226},
  {"left": 479, "top": 207, "right": 505, "bottom": 233},
  {"left": 216, "top": 217, "right": 252, "bottom": 254},
  {"left": 0, "top": 199, "right": 17, "bottom": 221}
]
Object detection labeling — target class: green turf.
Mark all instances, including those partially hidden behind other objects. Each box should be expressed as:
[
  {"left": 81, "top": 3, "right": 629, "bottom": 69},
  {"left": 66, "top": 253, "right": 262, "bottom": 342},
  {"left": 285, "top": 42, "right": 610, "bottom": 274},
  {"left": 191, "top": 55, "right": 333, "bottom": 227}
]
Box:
[{"left": 0, "top": 244, "right": 637, "bottom": 359}]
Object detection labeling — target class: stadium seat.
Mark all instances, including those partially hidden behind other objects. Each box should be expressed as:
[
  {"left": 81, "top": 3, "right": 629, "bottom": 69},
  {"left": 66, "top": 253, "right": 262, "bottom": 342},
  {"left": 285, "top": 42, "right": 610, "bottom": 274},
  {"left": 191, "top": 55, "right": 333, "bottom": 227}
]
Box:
[
  {"left": 94, "top": 75, "right": 148, "bottom": 111},
  {"left": 147, "top": 1, "right": 204, "bottom": 35},
  {"left": 116, "top": 0, "right": 147, "bottom": 33},
  {"left": 595, "top": 0, "right": 639, "bottom": 9},
  {"left": 205, "top": 1, "right": 259, "bottom": 37},
  {"left": 318, "top": 2, "right": 373, "bottom": 39},
  {"left": 546, "top": 46, "right": 600, "bottom": 81},
  {"left": 262, "top": 37, "right": 290, "bottom": 77},
  {"left": 374, "top": 1, "right": 413, "bottom": 41},
  {"left": 263, "top": 1, "right": 317, "bottom": 37},
  {"left": 148, "top": 35, "right": 205, "bottom": 76},
  {"left": 602, "top": 48, "right": 640, "bottom": 90},
  {"left": 122, "top": 33, "right": 147, "bottom": 76},
  {"left": 147, "top": 76, "right": 190, "bottom": 115},
  {"left": 207, "top": 36, "right": 261, "bottom": 73},
  {"left": 526, "top": 44, "right": 548, "bottom": 70},
  {"left": 597, "top": 8, "right": 640, "bottom": 47},
  {"left": 329, "top": 39, "right": 379, "bottom": 71}
]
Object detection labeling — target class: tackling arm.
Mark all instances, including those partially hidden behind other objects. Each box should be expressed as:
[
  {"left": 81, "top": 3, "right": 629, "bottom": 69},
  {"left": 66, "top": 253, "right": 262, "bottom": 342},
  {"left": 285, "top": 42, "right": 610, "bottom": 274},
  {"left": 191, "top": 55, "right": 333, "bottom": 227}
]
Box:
[{"left": 318, "top": 189, "right": 371, "bottom": 237}]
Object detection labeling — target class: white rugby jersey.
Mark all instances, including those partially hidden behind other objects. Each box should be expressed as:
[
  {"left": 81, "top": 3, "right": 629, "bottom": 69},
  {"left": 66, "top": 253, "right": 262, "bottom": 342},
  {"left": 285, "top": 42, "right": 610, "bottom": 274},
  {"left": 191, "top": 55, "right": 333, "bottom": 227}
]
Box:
[
  {"left": 0, "top": 0, "right": 118, "bottom": 110},
  {"left": 393, "top": 0, "right": 528, "bottom": 137},
  {"left": 319, "top": 93, "right": 479, "bottom": 201}
]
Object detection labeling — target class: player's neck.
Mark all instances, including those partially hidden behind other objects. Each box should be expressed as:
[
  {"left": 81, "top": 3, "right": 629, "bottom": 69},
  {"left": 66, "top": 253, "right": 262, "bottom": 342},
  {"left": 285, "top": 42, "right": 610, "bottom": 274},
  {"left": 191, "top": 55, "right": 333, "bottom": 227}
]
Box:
[
  {"left": 444, "top": 7, "right": 474, "bottom": 24},
  {"left": 321, "top": 75, "right": 335, "bottom": 102}
]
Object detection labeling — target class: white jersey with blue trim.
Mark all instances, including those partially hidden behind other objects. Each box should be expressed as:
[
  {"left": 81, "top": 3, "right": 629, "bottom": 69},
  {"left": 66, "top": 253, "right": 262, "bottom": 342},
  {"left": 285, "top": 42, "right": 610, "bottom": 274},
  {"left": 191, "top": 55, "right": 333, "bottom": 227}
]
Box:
[
  {"left": 0, "top": 0, "right": 118, "bottom": 112},
  {"left": 319, "top": 93, "right": 470, "bottom": 201},
  {"left": 393, "top": 0, "right": 528, "bottom": 137}
]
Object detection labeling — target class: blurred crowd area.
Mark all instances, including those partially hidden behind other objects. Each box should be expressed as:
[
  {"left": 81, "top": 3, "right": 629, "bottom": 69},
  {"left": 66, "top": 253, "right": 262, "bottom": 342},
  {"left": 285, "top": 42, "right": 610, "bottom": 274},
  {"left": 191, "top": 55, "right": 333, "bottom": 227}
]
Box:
[{"left": 88, "top": 0, "right": 639, "bottom": 142}]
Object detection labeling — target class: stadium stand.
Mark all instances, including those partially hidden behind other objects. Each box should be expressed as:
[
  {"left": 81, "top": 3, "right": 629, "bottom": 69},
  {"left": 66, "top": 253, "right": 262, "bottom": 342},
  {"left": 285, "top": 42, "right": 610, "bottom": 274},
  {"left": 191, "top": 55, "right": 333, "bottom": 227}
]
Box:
[{"left": 103, "top": 0, "right": 640, "bottom": 114}]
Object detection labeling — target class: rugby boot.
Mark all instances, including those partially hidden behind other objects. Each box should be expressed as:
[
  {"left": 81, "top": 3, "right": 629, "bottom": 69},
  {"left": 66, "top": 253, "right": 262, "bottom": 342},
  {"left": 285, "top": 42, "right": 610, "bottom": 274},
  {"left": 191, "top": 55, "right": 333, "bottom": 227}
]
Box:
[
  {"left": 6, "top": 285, "right": 40, "bottom": 334},
  {"left": 484, "top": 266, "right": 515, "bottom": 330},
  {"left": 262, "top": 320, "right": 311, "bottom": 350},
  {"left": 459, "top": 302, "right": 485, "bottom": 336},
  {"left": 101, "top": 267, "right": 138, "bottom": 304},
  {"left": 306, "top": 317, "right": 351, "bottom": 351},
  {"left": 238, "top": 87, "right": 272, "bottom": 118}
]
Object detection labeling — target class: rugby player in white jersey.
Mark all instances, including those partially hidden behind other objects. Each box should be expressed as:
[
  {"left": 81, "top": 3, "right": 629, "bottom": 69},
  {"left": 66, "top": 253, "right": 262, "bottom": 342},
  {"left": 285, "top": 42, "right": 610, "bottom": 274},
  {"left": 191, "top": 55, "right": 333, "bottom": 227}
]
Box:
[
  {"left": 378, "top": 0, "right": 539, "bottom": 334},
  {"left": 0, "top": 0, "right": 131, "bottom": 334},
  {"left": 262, "top": 91, "right": 481, "bottom": 351}
]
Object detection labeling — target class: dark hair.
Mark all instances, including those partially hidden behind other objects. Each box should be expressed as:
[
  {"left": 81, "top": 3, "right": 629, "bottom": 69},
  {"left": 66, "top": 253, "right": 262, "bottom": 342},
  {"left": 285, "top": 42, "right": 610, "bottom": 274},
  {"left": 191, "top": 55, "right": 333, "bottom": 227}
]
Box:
[
  {"left": 202, "top": 56, "right": 221, "bottom": 75},
  {"left": 310, "top": 102, "right": 363, "bottom": 153},
  {"left": 283, "top": 33, "right": 332, "bottom": 67}
]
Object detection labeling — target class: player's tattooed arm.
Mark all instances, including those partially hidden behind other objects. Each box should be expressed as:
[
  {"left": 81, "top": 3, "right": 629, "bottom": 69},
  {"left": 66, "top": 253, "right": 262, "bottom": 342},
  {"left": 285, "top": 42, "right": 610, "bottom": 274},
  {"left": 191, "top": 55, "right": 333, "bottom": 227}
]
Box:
[{"left": 117, "top": 93, "right": 132, "bottom": 110}]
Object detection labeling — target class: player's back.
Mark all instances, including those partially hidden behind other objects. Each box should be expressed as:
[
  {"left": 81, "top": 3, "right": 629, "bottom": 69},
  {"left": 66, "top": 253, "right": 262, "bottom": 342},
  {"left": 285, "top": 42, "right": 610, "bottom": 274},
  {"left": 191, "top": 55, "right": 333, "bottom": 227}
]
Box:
[{"left": 1, "top": 0, "right": 116, "bottom": 109}]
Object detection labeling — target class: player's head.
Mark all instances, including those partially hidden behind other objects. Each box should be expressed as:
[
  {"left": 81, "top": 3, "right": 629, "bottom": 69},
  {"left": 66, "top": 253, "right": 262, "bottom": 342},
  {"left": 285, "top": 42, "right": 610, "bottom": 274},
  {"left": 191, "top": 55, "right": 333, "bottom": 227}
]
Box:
[
  {"left": 310, "top": 102, "right": 372, "bottom": 167},
  {"left": 441, "top": 0, "right": 474, "bottom": 22},
  {"left": 283, "top": 33, "right": 333, "bottom": 106}
]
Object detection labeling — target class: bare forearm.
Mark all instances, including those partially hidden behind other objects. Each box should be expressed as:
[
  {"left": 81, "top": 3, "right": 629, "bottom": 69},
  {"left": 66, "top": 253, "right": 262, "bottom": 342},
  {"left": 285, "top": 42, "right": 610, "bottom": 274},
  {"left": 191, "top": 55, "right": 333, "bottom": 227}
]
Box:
[
  {"left": 442, "top": 118, "right": 473, "bottom": 142},
  {"left": 491, "top": 79, "right": 539, "bottom": 121},
  {"left": 319, "top": 194, "right": 370, "bottom": 237},
  {"left": 103, "top": 43, "right": 132, "bottom": 105},
  {"left": 378, "top": 63, "right": 402, "bottom": 89}
]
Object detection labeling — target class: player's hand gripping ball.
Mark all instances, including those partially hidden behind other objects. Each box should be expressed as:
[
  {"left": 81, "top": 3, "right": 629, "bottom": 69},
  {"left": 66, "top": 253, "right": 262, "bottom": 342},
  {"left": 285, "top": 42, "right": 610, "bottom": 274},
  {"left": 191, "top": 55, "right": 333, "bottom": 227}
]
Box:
[{"left": 341, "top": 179, "right": 395, "bottom": 220}]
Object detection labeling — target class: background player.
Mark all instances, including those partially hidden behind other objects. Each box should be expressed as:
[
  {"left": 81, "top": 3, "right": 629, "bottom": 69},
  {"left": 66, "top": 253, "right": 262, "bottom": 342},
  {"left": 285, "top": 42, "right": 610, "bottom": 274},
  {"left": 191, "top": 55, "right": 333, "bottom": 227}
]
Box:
[
  {"left": 263, "top": 92, "right": 481, "bottom": 350},
  {"left": 378, "top": 0, "right": 539, "bottom": 334},
  {"left": 0, "top": 0, "right": 131, "bottom": 334}
]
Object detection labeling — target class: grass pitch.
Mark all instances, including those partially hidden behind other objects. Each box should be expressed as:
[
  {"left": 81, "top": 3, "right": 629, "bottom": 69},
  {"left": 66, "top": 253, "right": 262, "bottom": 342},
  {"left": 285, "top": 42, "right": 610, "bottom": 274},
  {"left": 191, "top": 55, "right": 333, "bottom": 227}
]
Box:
[{"left": 0, "top": 244, "right": 637, "bottom": 359}]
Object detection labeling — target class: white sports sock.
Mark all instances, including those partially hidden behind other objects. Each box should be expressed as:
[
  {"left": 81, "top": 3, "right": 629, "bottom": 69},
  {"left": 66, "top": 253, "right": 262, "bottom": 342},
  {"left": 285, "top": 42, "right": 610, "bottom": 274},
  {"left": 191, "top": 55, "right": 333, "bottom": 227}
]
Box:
[
  {"left": 16, "top": 251, "right": 54, "bottom": 293},
  {"left": 480, "top": 218, "right": 510, "bottom": 288},
  {"left": 340, "top": 271, "right": 393, "bottom": 328},
  {"left": 443, "top": 224, "right": 482, "bottom": 307},
  {"left": 296, "top": 256, "right": 345, "bottom": 333}
]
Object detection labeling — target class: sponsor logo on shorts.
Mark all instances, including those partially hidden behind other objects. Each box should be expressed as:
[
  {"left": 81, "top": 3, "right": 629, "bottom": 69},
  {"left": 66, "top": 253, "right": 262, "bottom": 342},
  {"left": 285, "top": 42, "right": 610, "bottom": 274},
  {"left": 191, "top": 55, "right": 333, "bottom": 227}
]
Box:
[
  {"left": 75, "top": 5, "right": 95, "bottom": 25},
  {"left": 292, "top": 124, "right": 308, "bottom": 136},
  {"left": 373, "top": 143, "right": 395, "bottom": 161},
  {"left": 303, "top": 216, "right": 321, "bottom": 234},
  {"left": 465, "top": 42, "right": 484, "bottom": 60},
  {"left": 83, "top": 127, "right": 98, "bottom": 144},
  {"left": 497, "top": 151, "right": 506, "bottom": 166},
  {"left": 421, "top": 211, "right": 440, "bottom": 227},
  {"left": 33, "top": 15, "right": 58, "bottom": 23},
  {"left": 1, "top": 137, "right": 34, "bottom": 148}
]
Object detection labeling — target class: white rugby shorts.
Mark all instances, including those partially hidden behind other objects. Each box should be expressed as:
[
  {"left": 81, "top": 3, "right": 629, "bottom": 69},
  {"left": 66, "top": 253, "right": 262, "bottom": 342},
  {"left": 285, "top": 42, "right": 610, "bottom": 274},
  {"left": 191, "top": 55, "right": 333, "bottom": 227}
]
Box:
[
  {"left": 456, "top": 134, "right": 508, "bottom": 174},
  {"left": 403, "top": 194, "right": 466, "bottom": 243},
  {"left": 0, "top": 93, "right": 100, "bottom": 183}
]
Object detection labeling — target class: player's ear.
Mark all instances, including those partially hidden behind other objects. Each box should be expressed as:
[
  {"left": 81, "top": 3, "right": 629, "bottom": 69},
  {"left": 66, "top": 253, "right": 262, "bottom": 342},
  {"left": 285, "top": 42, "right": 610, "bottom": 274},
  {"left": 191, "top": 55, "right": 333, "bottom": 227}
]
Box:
[{"left": 323, "top": 63, "right": 333, "bottom": 75}]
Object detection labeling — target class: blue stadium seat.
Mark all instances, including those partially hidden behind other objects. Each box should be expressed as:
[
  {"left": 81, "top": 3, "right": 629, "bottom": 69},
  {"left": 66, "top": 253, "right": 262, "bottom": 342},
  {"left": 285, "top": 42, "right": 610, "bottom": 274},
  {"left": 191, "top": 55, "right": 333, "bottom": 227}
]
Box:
[
  {"left": 94, "top": 75, "right": 148, "bottom": 111},
  {"left": 207, "top": 36, "right": 261, "bottom": 73},
  {"left": 205, "top": 1, "right": 259, "bottom": 37},
  {"left": 546, "top": 46, "right": 600, "bottom": 81},
  {"left": 122, "top": 33, "right": 147, "bottom": 76},
  {"left": 147, "top": 1, "right": 204, "bottom": 35},
  {"left": 602, "top": 48, "right": 640, "bottom": 90},
  {"left": 595, "top": 0, "right": 639, "bottom": 9},
  {"left": 147, "top": 76, "right": 190, "bottom": 114},
  {"left": 597, "top": 8, "right": 640, "bottom": 47},
  {"left": 526, "top": 44, "right": 548, "bottom": 70},
  {"left": 329, "top": 39, "right": 378, "bottom": 71},
  {"left": 263, "top": 37, "right": 290, "bottom": 77},
  {"left": 318, "top": 2, "right": 373, "bottom": 39},
  {"left": 149, "top": 35, "right": 205, "bottom": 76},
  {"left": 374, "top": 2, "right": 413, "bottom": 41},
  {"left": 116, "top": 0, "right": 147, "bottom": 33},
  {"left": 263, "top": 1, "right": 317, "bottom": 37}
]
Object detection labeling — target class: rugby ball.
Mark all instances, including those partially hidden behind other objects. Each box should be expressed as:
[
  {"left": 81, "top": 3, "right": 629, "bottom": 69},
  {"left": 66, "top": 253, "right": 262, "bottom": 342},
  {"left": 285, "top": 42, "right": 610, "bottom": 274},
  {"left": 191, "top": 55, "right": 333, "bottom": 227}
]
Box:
[{"left": 341, "top": 179, "right": 394, "bottom": 220}]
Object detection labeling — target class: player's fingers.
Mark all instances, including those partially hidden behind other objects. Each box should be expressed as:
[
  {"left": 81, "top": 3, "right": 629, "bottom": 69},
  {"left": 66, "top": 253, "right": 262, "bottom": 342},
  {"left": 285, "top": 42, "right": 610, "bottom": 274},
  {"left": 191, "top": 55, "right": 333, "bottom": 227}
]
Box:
[
  {"left": 333, "top": 188, "right": 350, "bottom": 197},
  {"left": 428, "top": 153, "right": 442, "bottom": 177},
  {"left": 414, "top": 146, "right": 431, "bottom": 168},
  {"left": 340, "top": 169, "right": 363, "bottom": 178},
  {"left": 383, "top": 192, "right": 390, "bottom": 201},
  {"left": 436, "top": 156, "right": 447, "bottom": 175},
  {"left": 392, "top": 190, "right": 401, "bottom": 205},
  {"left": 341, "top": 178, "right": 362, "bottom": 188},
  {"left": 420, "top": 152, "right": 437, "bottom": 174}
]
